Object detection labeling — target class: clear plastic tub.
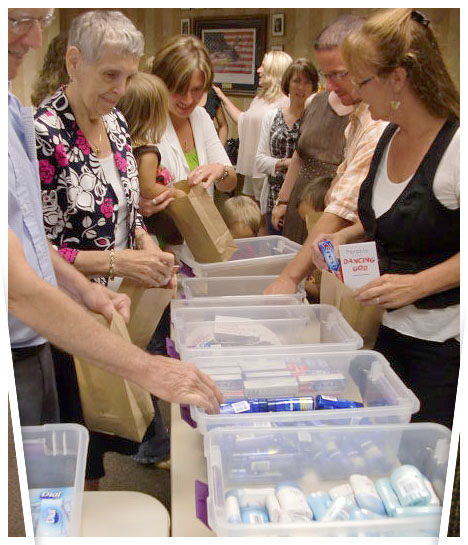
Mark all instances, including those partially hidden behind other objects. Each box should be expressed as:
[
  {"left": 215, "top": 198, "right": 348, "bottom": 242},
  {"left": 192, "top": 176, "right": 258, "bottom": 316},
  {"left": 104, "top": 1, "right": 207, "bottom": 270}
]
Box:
[
  {"left": 171, "top": 294, "right": 304, "bottom": 319},
  {"left": 203, "top": 423, "right": 451, "bottom": 537},
  {"left": 188, "top": 350, "right": 419, "bottom": 433},
  {"left": 172, "top": 304, "right": 363, "bottom": 360},
  {"left": 21, "top": 423, "right": 89, "bottom": 537},
  {"left": 179, "top": 275, "right": 305, "bottom": 300},
  {"left": 179, "top": 236, "right": 302, "bottom": 277}
]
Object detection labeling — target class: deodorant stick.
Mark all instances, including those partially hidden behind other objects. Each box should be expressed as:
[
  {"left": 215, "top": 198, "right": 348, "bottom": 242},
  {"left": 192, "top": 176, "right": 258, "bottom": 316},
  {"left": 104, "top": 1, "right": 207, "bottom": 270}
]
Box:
[{"left": 275, "top": 482, "right": 313, "bottom": 522}]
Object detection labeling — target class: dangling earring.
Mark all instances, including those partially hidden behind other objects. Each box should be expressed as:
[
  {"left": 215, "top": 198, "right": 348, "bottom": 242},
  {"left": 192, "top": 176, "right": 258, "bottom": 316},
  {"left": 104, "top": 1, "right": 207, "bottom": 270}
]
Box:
[{"left": 391, "top": 99, "right": 401, "bottom": 110}]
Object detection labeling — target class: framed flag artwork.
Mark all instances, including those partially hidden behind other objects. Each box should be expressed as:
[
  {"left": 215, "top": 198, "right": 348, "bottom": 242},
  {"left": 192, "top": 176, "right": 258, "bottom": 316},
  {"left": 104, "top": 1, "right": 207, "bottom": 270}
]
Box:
[{"left": 194, "top": 16, "right": 267, "bottom": 95}]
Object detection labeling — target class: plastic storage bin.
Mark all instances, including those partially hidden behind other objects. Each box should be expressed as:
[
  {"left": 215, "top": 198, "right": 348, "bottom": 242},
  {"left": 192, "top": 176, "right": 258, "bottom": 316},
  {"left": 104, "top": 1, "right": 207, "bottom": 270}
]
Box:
[
  {"left": 203, "top": 423, "right": 450, "bottom": 537},
  {"left": 188, "top": 350, "right": 419, "bottom": 434},
  {"left": 171, "top": 294, "right": 304, "bottom": 318},
  {"left": 22, "top": 423, "right": 89, "bottom": 537},
  {"left": 172, "top": 304, "right": 363, "bottom": 360},
  {"left": 179, "top": 236, "right": 302, "bottom": 277},
  {"left": 179, "top": 275, "right": 305, "bottom": 301}
]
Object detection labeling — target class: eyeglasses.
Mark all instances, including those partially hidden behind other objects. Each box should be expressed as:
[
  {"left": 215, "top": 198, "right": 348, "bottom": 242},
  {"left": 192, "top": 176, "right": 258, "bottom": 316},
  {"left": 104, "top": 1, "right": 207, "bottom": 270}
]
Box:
[
  {"left": 8, "top": 13, "right": 54, "bottom": 35},
  {"left": 351, "top": 76, "right": 375, "bottom": 89},
  {"left": 318, "top": 70, "right": 349, "bottom": 82}
]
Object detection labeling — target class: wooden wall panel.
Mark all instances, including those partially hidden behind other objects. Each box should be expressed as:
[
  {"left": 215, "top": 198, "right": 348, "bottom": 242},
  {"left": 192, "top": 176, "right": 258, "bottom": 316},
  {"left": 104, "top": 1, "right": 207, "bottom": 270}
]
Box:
[{"left": 11, "top": 7, "right": 459, "bottom": 121}]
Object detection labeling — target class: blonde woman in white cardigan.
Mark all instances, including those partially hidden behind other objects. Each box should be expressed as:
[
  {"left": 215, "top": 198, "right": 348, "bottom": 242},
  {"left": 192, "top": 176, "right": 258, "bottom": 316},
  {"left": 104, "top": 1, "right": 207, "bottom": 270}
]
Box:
[{"left": 139, "top": 35, "right": 237, "bottom": 217}]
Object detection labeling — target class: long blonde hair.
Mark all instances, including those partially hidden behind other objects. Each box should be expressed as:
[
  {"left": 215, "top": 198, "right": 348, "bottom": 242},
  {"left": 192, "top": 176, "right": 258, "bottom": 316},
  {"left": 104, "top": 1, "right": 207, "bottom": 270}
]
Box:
[
  {"left": 341, "top": 8, "right": 459, "bottom": 120},
  {"left": 257, "top": 50, "right": 293, "bottom": 102},
  {"left": 117, "top": 72, "right": 168, "bottom": 147}
]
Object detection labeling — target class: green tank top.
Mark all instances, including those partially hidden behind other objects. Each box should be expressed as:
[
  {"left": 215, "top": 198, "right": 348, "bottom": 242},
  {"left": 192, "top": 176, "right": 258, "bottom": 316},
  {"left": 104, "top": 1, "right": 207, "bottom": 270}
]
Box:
[{"left": 184, "top": 147, "right": 199, "bottom": 172}]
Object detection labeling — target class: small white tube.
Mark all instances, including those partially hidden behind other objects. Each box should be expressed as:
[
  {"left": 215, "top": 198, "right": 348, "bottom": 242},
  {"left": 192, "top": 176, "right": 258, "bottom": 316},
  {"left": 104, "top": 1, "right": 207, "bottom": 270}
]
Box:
[
  {"left": 349, "top": 474, "right": 386, "bottom": 516},
  {"left": 329, "top": 483, "right": 358, "bottom": 510},
  {"left": 275, "top": 482, "right": 313, "bottom": 521},
  {"left": 265, "top": 494, "right": 281, "bottom": 523},
  {"left": 423, "top": 478, "right": 441, "bottom": 506},
  {"left": 225, "top": 495, "right": 242, "bottom": 523},
  {"left": 321, "top": 496, "right": 350, "bottom": 522}
]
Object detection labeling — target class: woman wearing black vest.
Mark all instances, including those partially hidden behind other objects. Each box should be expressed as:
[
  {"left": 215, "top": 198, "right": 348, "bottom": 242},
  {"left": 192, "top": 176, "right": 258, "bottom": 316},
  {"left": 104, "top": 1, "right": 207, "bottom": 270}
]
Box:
[{"left": 311, "top": 9, "right": 460, "bottom": 428}]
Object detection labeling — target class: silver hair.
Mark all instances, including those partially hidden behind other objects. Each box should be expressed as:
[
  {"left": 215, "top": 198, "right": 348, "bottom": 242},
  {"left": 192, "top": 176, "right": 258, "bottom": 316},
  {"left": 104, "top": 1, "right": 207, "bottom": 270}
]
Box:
[
  {"left": 68, "top": 10, "right": 144, "bottom": 64},
  {"left": 314, "top": 15, "right": 366, "bottom": 50}
]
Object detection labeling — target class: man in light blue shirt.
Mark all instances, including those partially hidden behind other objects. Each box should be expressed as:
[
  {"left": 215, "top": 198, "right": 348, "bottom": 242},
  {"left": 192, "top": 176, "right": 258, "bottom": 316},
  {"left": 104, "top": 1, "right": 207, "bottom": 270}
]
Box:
[
  {"left": 8, "top": 8, "right": 128, "bottom": 424},
  {"left": 9, "top": 9, "right": 61, "bottom": 424},
  {"left": 8, "top": 8, "right": 223, "bottom": 426},
  {"left": 9, "top": 86, "right": 57, "bottom": 349}
]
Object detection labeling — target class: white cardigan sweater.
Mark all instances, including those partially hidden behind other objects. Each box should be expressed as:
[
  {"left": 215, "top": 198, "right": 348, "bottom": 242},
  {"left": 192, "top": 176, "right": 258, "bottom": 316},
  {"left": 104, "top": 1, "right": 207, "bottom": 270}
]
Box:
[{"left": 158, "top": 106, "right": 232, "bottom": 197}]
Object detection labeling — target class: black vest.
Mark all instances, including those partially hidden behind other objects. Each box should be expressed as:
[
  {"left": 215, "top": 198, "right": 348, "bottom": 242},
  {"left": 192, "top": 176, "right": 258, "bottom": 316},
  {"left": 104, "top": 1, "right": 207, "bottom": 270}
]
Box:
[{"left": 358, "top": 119, "right": 459, "bottom": 310}]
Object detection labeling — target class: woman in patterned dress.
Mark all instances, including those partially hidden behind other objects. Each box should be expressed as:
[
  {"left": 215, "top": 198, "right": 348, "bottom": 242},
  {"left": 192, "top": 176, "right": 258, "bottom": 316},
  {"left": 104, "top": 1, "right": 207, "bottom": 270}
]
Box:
[
  {"left": 256, "top": 58, "right": 319, "bottom": 234},
  {"left": 34, "top": 10, "right": 175, "bottom": 487},
  {"left": 35, "top": 12, "right": 175, "bottom": 289}
]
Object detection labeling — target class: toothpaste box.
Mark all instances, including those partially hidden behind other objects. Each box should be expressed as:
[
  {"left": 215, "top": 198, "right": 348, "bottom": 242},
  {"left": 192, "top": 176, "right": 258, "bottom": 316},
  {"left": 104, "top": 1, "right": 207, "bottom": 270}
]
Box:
[
  {"left": 244, "top": 377, "right": 299, "bottom": 398},
  {"left": 243, "top": 370, "right": 293, "bottom": 379},
  {"left": 199, "top": 366, "right": 243, "bottom": 376},
  {"left": 339, "top": 242, "right": 380, "bottom": 289},
  {"left": 240, "top": 360, "right": 288, "bottom": 372},
  {"left": 287, "top": 358, "right": 332, "bottom": 377},
  {"left": 212, "top": 373, "right": 244, "bottom": 396},
  {"left": 297, "top": 373, "right": 346, "bottom": 394},
  {"left": 318, "top": 240, "right": 343, "bottom": 281}
]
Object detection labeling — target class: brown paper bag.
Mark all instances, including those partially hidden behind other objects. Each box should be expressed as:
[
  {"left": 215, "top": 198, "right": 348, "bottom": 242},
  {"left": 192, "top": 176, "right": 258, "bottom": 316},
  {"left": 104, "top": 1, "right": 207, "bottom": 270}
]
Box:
[
  {"left": 74, "top": 310, "right": 155, "bottom": 442},
  {"left": 320, "top": 270, "right": 383, "bottom": 349},
  {"left": 118, "top": 278, "right": 175, "bottom": 349},
  {"left": 167, "top": 180, "right": 237, "bottom": 263}
]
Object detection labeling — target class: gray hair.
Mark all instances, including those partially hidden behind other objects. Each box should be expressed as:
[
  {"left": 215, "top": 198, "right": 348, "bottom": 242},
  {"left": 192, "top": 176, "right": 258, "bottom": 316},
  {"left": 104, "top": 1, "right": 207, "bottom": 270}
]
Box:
[
  {"left": 314, "top": 15, "right": 366, "bottom": 50},
  {"left": 68, "top": 10, "right": 144, "bottom": 64}
]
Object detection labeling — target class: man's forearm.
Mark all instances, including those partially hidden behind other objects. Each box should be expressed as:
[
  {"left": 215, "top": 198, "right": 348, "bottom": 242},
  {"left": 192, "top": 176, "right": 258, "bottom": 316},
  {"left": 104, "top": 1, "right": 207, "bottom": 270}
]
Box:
[
  {"left": 48, "top": 242, "right": 97, "bottom": 302},
  {"left": 280, "top": 212, "right": 352, "bottom": 284},
  {"left": 10, "top": 230, "right": 222, "bottom": 413},
  {"left": 12, "top": 238, "right": 146, "bottom": 382}
]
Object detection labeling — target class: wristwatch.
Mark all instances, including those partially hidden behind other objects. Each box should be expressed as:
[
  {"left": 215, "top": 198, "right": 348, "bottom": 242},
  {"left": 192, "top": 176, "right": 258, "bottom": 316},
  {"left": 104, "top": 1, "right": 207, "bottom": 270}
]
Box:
[{"left": 275, "top": 197, "right": 289, "bottom": 206}]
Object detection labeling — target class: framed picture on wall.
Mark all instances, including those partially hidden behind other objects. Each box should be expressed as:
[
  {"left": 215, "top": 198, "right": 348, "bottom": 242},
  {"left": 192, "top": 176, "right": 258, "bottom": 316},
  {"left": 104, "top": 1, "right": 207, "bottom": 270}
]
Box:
[
  {"left": 194, "top": 16, "right": 267, "bottom": 95},
  {"left": 181, "top": 18, "right": 190, "bottom": 35},
  {"left": 271, "top": 44, "right": 284, "bottom": 51},
  {"left": 272, "top": 13, "right": 284, "bottom": 37}
]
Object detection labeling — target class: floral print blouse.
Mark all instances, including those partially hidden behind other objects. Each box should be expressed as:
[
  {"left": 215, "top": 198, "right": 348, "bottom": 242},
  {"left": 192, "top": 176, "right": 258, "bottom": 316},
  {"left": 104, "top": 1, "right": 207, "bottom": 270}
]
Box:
[
  {"left": 34, "top": 87, "right": 144, "bottom": 283},
  {"left": 267, "top": 109, "right": 300, "bottom": 212}
]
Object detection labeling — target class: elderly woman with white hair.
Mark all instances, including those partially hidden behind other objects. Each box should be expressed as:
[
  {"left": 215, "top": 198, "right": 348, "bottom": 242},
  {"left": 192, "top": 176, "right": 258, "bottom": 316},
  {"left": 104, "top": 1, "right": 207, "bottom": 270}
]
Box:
[
  {"left": 34, "top": 10, "right": 173, "bottom": 487},
  {"left": 35, "top": 10, "right": 174, "bottom": 290}
]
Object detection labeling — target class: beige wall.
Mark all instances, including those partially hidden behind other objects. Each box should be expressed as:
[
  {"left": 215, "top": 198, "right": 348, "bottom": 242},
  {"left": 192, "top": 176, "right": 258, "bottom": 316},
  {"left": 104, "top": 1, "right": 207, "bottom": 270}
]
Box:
[{"left": 12, "top": 8, "right": 460, "bottom": 135}]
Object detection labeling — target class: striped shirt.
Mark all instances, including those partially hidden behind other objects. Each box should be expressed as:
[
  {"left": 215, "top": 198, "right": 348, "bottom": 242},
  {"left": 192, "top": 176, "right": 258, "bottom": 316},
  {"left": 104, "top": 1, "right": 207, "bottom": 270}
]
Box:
[{"left": 325, "top": 102, "right": 387, "bottom": 222}]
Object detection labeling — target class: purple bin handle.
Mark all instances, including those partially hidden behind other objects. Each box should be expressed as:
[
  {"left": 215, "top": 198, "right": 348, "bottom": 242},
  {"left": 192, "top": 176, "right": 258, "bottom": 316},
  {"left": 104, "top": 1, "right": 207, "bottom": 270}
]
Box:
[
  {"left": 165, "top": 337, "right": 180, "bottom": 359},
  {"left": 178, "top": 263, "right": 195, "bottom": 277},
  {"left": 195, "top": 480, "right": 211, "bottom": 529},
  {"left": 180, "top": 404, "right": 198, "bottom": 428}
]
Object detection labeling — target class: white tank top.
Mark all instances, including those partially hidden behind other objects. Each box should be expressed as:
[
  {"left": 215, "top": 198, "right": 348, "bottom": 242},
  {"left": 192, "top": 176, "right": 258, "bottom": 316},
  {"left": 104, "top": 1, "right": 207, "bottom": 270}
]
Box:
[{"left": 99, "top": 154, "right": 128, "bottom": 291}]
